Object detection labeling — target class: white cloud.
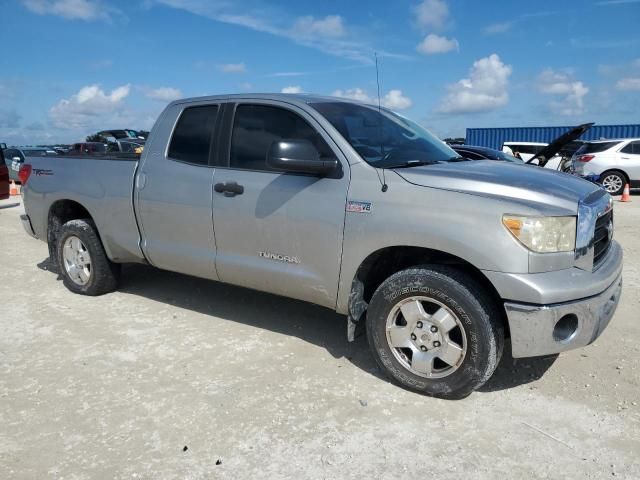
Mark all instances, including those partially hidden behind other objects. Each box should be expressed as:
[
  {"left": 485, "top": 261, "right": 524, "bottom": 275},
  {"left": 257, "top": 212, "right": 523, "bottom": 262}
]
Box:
[
  {"left": 536, "top": 68, "right": 589, "bottom": 115},
  {"left": 145, "top": 87, "right": 183, "bottom": 101},
  {"left": 416, "top": 34, "right": 458, "bottom": 54},
  {"left": 331, "top": 88, "right": 412, "bottom": 110},
  {"left": 332, "top": 88, "right": 373, "bottom": 103},
  {"left": 382, "top": 90, "right": 412, "bottom": 109},
  {"left": 153, "top": 1, "right": 375, "bottom": 63},
  {"left": 484, "top": 22, "right": 513, "bottom": 34},
  {"left": 218, "top": 62, "right": 246, "bottom": 73},
  {"left": 21, "top": 0, "right": 110, "bottom": 21},
  {"left": 413, "top": 0, "right": 449, "bottom": 30},
  {"left": 615, "top": 77, "right": 640, "bottom": 90},
  {"left": 438, "top": 54, "right": 512, "bottom": 114},
  {"left": 281, "top": 86, "right": 303, "bottom": 94},
  {"left": 291, "top": 15, "right": 345, "bottom": 38},
  {"left": 49, "top": 84, "right": 131, "bottom": 128}
]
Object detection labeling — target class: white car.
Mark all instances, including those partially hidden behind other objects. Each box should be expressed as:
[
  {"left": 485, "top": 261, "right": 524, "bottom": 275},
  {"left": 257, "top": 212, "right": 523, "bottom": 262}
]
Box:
[
  {"left": 502, "top": 141, "right": 565, "bottom": 169},
  {"left": 573, "top": 138, "right": 640, "bottom": 195},
  {"left": 502, "top": 142, "right": 547, "bottom": 162}
]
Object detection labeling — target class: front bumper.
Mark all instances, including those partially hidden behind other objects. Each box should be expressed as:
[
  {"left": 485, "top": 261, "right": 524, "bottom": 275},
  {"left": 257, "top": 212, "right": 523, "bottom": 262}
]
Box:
[
  {"left": 20, "top": 214, "right": 37, "bottom": 239},
  {"left": 505, "top": 272, "right": 622, "bottom": 358}
]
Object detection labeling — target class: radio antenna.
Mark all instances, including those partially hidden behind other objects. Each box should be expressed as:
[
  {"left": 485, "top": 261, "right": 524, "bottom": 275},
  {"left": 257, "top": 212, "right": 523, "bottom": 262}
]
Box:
[{"left": 375, "top": 52, "right": 388, "bottom": 192}]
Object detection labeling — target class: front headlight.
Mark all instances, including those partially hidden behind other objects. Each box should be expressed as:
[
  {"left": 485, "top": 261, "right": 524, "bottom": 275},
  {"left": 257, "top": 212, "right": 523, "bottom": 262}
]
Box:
[{"left": 502, "top": 215, "right": 576, "bottom": 253}]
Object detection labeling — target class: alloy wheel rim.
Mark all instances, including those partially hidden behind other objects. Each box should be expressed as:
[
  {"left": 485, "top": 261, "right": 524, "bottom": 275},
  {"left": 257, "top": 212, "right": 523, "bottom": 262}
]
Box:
[
  {"left": 385, "top": 296, "right": 467, "bottom": 379},
  {"left": 602, "top": 175, "right": 623, "bottom": 193},
  {"left": 62, "top": 236, "right": 92, "bottom": 286}
]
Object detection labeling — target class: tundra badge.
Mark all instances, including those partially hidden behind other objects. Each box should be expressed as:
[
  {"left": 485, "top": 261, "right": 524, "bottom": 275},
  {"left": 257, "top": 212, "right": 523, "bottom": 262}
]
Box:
[{"left": 259, "top": 251, "right": 301, "bottom": 264}]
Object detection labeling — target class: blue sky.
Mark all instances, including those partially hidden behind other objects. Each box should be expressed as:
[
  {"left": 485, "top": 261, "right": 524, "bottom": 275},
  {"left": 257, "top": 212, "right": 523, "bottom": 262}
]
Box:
[{"left": 1, "top": 0, "right": 639, "bottom": 144}]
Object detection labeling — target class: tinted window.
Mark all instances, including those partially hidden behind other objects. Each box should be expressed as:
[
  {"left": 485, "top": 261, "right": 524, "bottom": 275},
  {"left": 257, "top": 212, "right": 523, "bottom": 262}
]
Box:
[
  {"left": 230, "top": 104, "right": 334, "bottom": 171},
  {"left": 577, "top": 141, "right": 621, "bottom": 154},
  {"left": 620, "top": 141, "right": 640, "bottom": 155},
  {"left": 168, "top": 105, "right": 219, "bottom": 165}
]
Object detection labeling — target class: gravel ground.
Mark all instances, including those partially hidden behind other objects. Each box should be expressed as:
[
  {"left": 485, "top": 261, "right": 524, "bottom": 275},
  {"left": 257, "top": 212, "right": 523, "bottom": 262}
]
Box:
[{"left": 1, "top": 194, "right": 639, "bottom": 479}]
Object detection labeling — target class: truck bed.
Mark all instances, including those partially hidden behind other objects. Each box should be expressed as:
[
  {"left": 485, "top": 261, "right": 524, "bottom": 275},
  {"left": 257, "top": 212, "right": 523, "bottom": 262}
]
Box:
[{"left": 24, "top": 154, "right": 144, "bottom": 263}]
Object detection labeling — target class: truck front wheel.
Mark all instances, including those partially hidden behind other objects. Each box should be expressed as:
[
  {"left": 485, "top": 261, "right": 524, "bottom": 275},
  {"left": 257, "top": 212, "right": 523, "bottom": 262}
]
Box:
[
  {"left": 55, "top": 219, "right": 120, "bottom": 296},
  {"left": 367, "top": 266, "right": 504, "bottom": 399}
]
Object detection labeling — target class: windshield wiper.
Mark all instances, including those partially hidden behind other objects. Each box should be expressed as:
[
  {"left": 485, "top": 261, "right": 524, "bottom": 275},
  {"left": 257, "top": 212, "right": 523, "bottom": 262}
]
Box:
[
  {"left": 385, "top": 160, "right": 441, "bottom": 169},
  {"left": 447, "top": 156, "right": 471, "bottom": 162}
]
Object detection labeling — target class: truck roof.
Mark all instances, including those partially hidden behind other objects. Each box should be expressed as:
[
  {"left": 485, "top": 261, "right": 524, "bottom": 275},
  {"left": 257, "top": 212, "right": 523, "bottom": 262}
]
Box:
[{"left": 168, "top": 93, "right": 370, "bottom": 107}]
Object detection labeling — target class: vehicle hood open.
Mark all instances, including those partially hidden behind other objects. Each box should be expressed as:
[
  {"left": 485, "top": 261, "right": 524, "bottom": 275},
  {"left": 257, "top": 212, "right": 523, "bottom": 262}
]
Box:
[
  {"left": 527, "top": 123, "right": 594, "bottom": 167},
  {"left": 394, "top": 160, "right": 601, "bottom": 214}
]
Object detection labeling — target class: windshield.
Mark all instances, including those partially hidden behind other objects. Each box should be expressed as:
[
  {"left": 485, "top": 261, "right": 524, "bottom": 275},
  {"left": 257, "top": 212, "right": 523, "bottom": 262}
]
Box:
[{"left": 310, "top": 102, "right": 459, "bottom": 168}]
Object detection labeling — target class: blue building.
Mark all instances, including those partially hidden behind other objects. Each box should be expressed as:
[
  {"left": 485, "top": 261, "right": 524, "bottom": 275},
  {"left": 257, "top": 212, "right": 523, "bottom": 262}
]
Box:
[{"left": 466, "top": 124, "right": 640, "bottom": 150}]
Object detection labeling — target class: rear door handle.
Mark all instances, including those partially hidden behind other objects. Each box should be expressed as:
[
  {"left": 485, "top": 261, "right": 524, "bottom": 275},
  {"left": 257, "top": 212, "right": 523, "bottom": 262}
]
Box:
[{"left": 214, "top": 181, "right": 244, "bottom": 197}]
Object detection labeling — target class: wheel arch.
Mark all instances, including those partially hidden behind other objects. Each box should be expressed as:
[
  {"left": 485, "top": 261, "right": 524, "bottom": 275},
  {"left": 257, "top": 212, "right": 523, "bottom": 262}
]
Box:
[
  {"left": 47, "top": 199, "right": 101, "bottom": 265},
  {"left": 346, "top": 246, "right": 507, "bottom": 336}
]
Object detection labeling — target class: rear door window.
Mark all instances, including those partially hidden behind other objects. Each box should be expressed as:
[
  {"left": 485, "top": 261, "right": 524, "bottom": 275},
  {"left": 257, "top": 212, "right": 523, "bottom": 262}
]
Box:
[{"left": 168, "top": 105, "right": 219, "bottom": 166}]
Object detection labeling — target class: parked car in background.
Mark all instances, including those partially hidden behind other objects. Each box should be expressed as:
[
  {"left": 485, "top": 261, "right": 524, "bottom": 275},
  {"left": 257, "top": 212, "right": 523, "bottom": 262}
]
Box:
[
  {"left": 66, "top": 142, "right": 109, "bottom": 155},
  {"left": 523, "top": 123, "right": 593, "bottom": 172},
  {"left": 106, "top": 138, "right": 145, "bottom": 154},
  {"left": 450, "top": 145, "right": 523, "bottom": 163},
  {"left": 97, "top": 129, "right": 145, "bottom": 140},
  {"left": 3, "top": 147, "right": 57, "bottom": 182},
  {"left": 502, "top": 142, "right": 547, "bottom": 162},
  {"left": 573, "top": 138, "right": 640, "bottom": 195},
  {"left": 0, "top": 147, "right": 9, "bottom": 199}
]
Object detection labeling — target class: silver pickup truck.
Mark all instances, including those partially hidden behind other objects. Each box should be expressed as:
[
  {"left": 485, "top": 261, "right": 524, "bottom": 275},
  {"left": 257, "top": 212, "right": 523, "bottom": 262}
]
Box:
[{"left": 20, "top": 94, "right": 623, "bottom": 398}]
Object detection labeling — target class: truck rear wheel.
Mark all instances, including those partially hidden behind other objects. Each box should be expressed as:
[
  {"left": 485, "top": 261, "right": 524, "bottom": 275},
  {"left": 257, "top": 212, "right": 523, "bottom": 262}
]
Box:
[
  {"left": 366, "top": 266, "right": 504, "bottom": 399},
  {"left": 55, "top": 219, "right": 120, "bottom": 296}
]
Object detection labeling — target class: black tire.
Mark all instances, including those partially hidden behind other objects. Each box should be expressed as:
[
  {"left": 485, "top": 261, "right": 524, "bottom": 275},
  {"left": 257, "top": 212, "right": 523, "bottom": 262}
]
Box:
[
  {"left": 366, "top": 266, "right": 504, "bottom": 399},
  {"left": 55, "top": 219, "right": 120, "bottom": 296},
  {"left": 599, "top": 170, "right": 626, "bottom": 196}
]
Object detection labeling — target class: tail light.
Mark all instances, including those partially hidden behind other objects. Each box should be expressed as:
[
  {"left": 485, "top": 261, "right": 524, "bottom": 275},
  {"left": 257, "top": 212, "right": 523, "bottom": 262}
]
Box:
[
  {"left": 18, "top": 164, "right": 32, "bottom": 184},
  {"left": 578, "top": 155, "right": 594, "bottom": 162}
]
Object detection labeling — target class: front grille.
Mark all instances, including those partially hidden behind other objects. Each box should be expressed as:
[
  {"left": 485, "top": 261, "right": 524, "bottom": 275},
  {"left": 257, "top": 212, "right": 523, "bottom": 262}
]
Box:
[{"left": 593, "top": 209, "right": 613, "bottom": 267}]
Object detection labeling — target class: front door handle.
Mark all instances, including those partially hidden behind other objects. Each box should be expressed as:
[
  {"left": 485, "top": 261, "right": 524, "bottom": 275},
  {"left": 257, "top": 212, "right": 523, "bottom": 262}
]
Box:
[{"left": 214, "top": 181, "right": 244, "bottom": 197}]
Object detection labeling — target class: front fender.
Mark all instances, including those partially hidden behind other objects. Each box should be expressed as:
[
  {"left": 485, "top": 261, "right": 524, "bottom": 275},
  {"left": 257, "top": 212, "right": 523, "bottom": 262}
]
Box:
[{"left": 335, "top": 165, "right": 539, "bottom": 314}]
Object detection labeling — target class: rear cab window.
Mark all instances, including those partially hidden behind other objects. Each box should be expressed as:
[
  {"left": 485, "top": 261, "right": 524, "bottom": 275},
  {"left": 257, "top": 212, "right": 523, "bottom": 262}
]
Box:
[{"left": 168, "top": 105, "right": 219, "bottom": 166}]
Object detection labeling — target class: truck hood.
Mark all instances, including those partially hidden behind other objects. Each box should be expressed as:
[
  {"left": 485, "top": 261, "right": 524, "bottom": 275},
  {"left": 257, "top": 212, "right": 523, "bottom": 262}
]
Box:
[{"left": 394, "top": 160, "right": 600, "bottom": 214}]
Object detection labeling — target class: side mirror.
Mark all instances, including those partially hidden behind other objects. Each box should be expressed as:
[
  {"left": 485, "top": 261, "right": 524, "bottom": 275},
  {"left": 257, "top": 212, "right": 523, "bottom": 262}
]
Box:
[{"left": 267, "top": 139, "right": 338, "bottom": 176}]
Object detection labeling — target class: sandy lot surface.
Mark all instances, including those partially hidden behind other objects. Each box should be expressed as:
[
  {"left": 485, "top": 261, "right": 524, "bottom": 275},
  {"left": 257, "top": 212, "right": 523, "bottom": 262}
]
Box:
[{"left": 0, "top": 194, "right": 638, "bottom": 479}]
